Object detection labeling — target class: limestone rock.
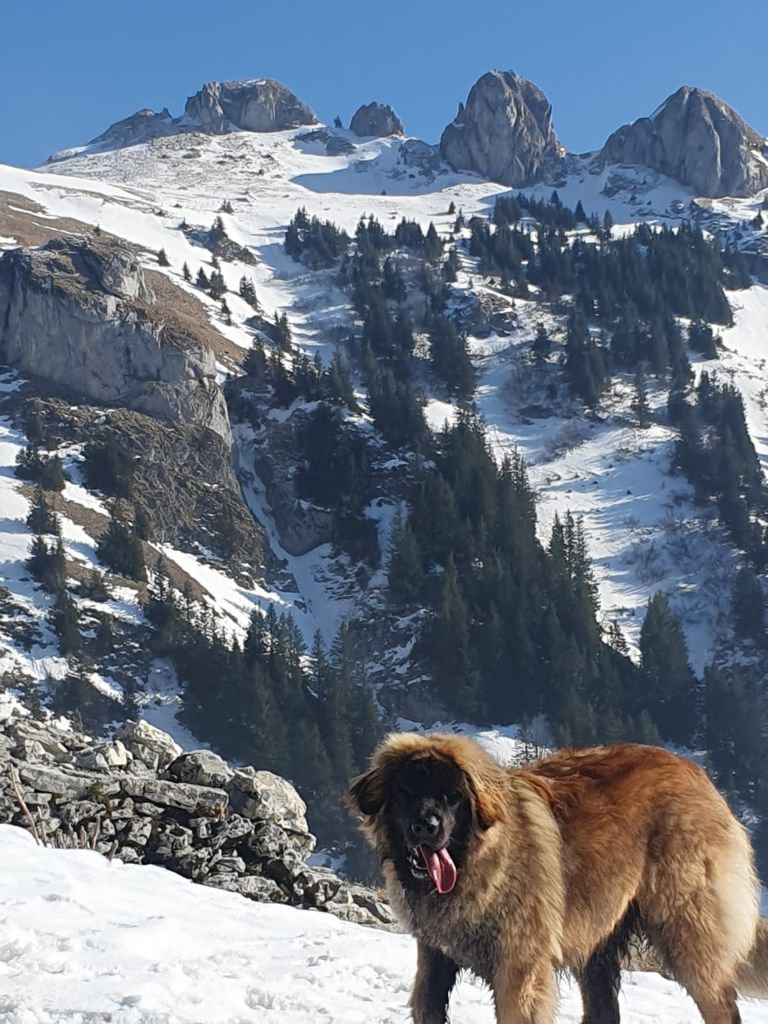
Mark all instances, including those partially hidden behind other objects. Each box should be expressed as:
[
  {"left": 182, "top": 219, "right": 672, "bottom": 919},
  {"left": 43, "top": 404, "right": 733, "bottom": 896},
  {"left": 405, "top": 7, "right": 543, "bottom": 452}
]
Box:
[
  {"left": 440, "top": 69, "right": 563, "bottom": 186},
  {"left": 116, "top": 720, "right": 182, "bottom": 771},
  {"left": 349, "top": 102, "right": 403, "bottom": 138},
  {"left": 596, "top": 86, "right": 768, "bottom": 198},
  {"left": 185, "top": 79, "right": 316, "bottom": 134},
  {"left": 0, "top": 238, "right": 231, "bottom": 441},
  {"left": 168, "top": 750, "right": 233, "bottom": 789},
  {"left": 228, "top": 768, "right": 308, "bottom": 831},
  {"left": 121, "top": 777, "right": 228, "bottom": 817}
]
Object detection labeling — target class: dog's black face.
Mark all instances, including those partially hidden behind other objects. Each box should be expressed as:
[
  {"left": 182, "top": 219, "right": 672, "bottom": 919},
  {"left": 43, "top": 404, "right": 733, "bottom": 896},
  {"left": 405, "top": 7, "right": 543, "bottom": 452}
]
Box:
[{"left": 385, "top": 756, "right": 471, "bottom": 895}]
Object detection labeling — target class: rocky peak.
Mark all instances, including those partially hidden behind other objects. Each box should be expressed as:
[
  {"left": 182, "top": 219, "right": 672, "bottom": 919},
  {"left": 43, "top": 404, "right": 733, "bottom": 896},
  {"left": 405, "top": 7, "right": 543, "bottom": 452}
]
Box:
[
  {"left": 184, "top": 78, "right": 317, "bottom": 133},
  {"left": 440, "top": 69, "right": 563, "bottom": 187},
  {"left": 349, "top": 101, "right": 404, "bottom": 138},
  {"left": 596, "top": 86, "right": 768, "bottom": 198}
]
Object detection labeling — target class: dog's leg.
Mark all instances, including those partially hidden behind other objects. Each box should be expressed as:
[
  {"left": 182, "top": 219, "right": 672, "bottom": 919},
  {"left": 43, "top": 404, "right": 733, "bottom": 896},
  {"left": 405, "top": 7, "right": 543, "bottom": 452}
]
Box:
[
  {"left": 493, "top": 963, "right": 557, "bottom": 1024},
  {"left": 578, "top": 947, "right": 622, "bottom": 1024},
  {"left": 410, "top": 942, "right": 458, "bottom": 1024},
  {"left": 578, "top": 907, "right": 640, "bottom": 1023}
]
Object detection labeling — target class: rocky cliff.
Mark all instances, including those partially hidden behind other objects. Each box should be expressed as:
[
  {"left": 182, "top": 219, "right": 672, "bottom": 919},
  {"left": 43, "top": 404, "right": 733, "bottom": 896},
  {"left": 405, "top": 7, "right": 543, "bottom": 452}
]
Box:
[
  {"left": 0, "top": 237, "right": 230, "bottom": 441},
  {"left": 0, "top": 707, "right": 393, "bottom": 929},
  {"left": 597, "top": 86, "right": 768, "bottom": 198},
  {"left": 184, "top": 79, "right": 317, "bottom": 134},
  {"left": 440, "top": 69, "right": 563, "bottom": 186}
]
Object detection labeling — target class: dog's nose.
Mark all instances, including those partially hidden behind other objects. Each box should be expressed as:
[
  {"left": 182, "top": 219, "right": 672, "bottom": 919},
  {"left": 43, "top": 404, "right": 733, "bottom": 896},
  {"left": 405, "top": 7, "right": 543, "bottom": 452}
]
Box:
[{"left": 411, "top": 815, "right": 440, "bottom": 840}]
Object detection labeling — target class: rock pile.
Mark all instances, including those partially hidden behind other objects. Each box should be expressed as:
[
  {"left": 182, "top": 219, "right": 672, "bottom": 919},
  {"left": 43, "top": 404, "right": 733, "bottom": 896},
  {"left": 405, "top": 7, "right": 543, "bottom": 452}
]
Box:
[{"left": 0, "top": 708, "right": 393, "bottom": 929}]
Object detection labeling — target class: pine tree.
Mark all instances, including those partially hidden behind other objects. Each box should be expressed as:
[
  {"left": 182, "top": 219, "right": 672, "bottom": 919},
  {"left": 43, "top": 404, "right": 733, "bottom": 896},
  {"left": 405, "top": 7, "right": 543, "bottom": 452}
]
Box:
[
  {"left": 50, "top": 587, "right": 81, "bottom": 656},
  {"left": 632, "top": 369, "right": 651, "bottom": 428},
  {"left": 388, "top": 511, "right": 425, "bottom": 604},
  {"left": 182, "top": 262, "right": 191, "bottom": 282},
  {"left": 731, "top": 566, "right": 765, "bottom": 643},
  {"left": 157, "top": 248, "right": 170, "bottom": 267},
  {"left": 195, "top": 268, "right": 209, "bottom": 290},
  {"left": 639, "top": 592, "right": 698, "bottom": 743},
  {"left": 26, "top": 485, "right": 60, "bottom": 535},
  {"left": 97, "top": 511, "right": 145, "bottom": 581},
  {"left": 532, "top": 324, "right": 551, "bottom": 366}
]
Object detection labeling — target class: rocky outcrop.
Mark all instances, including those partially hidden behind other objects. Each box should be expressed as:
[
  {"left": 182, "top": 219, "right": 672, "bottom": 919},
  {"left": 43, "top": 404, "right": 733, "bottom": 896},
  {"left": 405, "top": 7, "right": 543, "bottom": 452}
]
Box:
[
  {"left": 184, "top": 79, "right": 317, "bottom": 134},
  {"left": 440, "top": 70, "right": 563, "bottom": 186},
  {"left": 0, "top": 237, "right": 230, "bottom": 441},
  {"left": 596, "top": 86, "right": 768, "bottom": 198},
  {"left": 0, "top": 708, "right": 393, "bottom": 929},
  {"left": 349, "top": 102, "right": 403, "bottom": 138}
]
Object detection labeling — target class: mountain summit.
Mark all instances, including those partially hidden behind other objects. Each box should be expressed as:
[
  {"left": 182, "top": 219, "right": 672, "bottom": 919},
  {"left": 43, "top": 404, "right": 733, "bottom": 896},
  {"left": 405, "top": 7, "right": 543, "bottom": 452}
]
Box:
[
  {"left": 184, "top": 78, "right": 317, "bottom": 134},
  {"left": 440, "top": 69, "right": 563, "bottom": 187},
  {"left": 596, "top": 86, "right": 768, "bottom": 198}
]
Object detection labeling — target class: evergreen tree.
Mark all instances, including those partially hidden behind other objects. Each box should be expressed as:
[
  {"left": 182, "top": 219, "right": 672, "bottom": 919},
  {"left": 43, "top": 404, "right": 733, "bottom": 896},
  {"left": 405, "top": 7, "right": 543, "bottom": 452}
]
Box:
[
  {"left": 632, "top": 369, "right": 651, "bottom": 428},
  {"left": 26, "top": 485, "right": 60, "bottom": 535},
  {"left": 388, "top": 511, "right": 425, "bottom": 604},
  {"left": 50, "top": 587, "right": 82, "bottom": 656},
  {"left": 27, "top": 535, "right": 66, "bottom": 593},
  {"left": 157, "top": 248, "right": 170, "bottom": 267},
  {"left": 531, "top": 324, "right": 551, "bottom": 366},
  {"left": 182, "top": 262, "right": 191, "bottom": 282},
  {"left": 97, "top": 510, "right": 145, "bottom": 581},
  {"left": 195, "top": 267, "right": 209, "bottom": 290},
  {"left": 639, "top": 592, "right": 698, "bottom": 743},
  {"left": 731, "top": 566, "right": 765, "bottom": 643}
]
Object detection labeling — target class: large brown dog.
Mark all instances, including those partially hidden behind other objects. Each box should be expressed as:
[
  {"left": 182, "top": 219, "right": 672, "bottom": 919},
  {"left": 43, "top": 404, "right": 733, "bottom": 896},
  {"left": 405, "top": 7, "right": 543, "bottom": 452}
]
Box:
[{"left": 347, "top": 734, "right": 768, "bottom": 1024}]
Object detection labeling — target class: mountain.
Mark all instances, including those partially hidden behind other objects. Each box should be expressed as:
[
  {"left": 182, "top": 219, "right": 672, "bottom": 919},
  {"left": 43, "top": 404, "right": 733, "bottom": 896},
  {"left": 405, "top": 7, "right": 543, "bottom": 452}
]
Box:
[
  {"left": 596, "top": 86, "right": 768, "bottom": 198},
  {"left": 1, "top": 72, "right": 768, "bottom": 873},
  {"left": 440, "top": 69, "right": 564, "bottom": 186}
]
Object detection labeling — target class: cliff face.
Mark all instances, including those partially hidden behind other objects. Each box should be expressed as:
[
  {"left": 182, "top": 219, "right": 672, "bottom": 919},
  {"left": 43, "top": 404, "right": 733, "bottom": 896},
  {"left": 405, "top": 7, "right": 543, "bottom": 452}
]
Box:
[
  {"left": 0, "top": 237, "right": 230, "bottom": 441},
  {"left": 440, "top": 69, "right": 563, "bottom": 186},
  {"left": 597, "top": 86, "right": 768, "bottom": 198}
]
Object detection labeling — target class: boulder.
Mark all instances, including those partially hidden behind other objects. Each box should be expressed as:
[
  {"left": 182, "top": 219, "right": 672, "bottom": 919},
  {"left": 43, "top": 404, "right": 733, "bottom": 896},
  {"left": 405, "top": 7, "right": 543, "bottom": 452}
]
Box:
[
  {"left": 168, "top": 750, "right": 233, "bottom": 789},
  {"left": 440, "top": 69, "right": 563, "bottom": 186},
  {"left": 121, "top": 777, "right": 228, "bottom": 817},
  {"left": 116, "top": 720, "right": 182, "bottom": 771},
  {"left": 185, "top": 79, "right": 317, "bottom": 134},
  {"left": 203, "top": 873, "right": 283, "bottom": 902},
  {"left": 596, "top": 86, "right": 768, "bottom": 198},
  {"left": 228, "top": 768, "right": 308, "bottom": 832},
  {"left": 349, "top": 102, "right": 403, "bottom": 138}
]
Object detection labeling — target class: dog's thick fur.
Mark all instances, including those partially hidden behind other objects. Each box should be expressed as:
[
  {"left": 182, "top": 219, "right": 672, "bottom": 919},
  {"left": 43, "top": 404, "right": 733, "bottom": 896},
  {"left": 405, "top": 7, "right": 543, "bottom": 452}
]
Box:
[{"left": 347, "top": 734, "right": 768, "bottom": 1024}]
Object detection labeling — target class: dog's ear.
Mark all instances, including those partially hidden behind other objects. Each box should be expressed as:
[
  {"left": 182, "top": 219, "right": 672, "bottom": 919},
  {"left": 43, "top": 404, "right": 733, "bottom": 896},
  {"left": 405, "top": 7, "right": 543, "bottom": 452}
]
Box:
[
  {"left": 460, "top": 759, "right": 508, "bottom": 830},
  {"left": 346, "top": 765, "right": 387, "bottom": 817}
]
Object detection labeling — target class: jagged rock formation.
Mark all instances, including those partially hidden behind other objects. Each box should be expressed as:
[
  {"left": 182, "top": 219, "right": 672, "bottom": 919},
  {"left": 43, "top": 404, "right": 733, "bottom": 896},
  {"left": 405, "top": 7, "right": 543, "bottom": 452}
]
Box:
[
  {"left": 597, "top": 86, "right": 768, "bottom": 198},
  {"left": 184, "top": 79, "right": 317, "bottom": 134},
  {"left": 0, "top": 709, "right": 393, "bottom": 929},
  {"left": 440, "top": 70, "right": 563, "bottom": 186},
  {"left": 349, "top": 102, "right": 403, "bottom": 138},
  {"left": 0, "top": 237, "right": 230, "bottom": 441},
  {"left": 88, "top": 108, "right": 175, "bottom": 151}
]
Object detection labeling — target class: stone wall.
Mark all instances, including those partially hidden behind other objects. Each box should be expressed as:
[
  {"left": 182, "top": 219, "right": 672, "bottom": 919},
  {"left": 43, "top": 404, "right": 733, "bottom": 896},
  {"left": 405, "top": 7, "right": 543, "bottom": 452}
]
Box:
[{"left": 0, "top": 708, "right": 392, "bottom": 929}]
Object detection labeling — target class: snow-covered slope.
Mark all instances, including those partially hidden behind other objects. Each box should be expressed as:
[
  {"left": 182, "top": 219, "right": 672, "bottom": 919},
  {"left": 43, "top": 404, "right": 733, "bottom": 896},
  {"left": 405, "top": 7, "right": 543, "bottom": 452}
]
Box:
[
  {"left": 1, "top": 119, "right": 768, "bottom": 688},
  {"left": 3, "top": 824, "right": 767, "bottom": 1024}
]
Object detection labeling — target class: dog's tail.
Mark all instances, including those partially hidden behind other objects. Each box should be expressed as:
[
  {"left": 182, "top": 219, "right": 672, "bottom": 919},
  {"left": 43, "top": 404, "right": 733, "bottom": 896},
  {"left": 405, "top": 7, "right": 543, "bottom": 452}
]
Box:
[{"left": 737, "top": 919, "right": 768, "bottom": 997}]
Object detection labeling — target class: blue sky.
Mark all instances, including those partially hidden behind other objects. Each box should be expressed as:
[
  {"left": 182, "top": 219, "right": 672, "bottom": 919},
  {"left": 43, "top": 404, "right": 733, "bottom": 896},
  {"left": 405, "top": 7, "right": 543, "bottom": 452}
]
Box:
[{"left": 2, "top": 0, "right": 766, "bottom": 167}]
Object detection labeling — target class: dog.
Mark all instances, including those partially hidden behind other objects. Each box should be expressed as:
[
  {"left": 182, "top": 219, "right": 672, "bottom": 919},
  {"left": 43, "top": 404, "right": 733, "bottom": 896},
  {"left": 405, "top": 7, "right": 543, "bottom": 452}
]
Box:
[{"left": 346, "top": 733, "right": 768, "bottom": 1024}]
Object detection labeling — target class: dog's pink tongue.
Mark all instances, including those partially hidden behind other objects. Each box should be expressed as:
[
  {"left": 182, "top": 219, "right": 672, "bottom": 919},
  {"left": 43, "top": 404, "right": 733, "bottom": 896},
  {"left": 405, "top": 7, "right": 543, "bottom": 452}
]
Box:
[{"left": 419, "top": 846, "right": 457, "bottom": 894}]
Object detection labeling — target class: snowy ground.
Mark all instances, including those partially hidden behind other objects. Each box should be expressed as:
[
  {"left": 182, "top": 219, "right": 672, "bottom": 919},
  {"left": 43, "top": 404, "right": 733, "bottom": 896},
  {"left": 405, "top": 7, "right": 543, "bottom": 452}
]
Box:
[{"left": 3, "top": 825, "right": 768, "bottom": 1024}]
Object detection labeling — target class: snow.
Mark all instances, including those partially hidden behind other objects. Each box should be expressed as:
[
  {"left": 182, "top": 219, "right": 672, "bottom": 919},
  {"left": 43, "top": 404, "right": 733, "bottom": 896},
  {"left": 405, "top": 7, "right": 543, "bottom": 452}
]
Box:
[
  {"left": 0, "top": 119, "right": 766, "bottom": 674},
  {"left": 3, "top": 824, "right": 768, "bottom": 1024}
]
